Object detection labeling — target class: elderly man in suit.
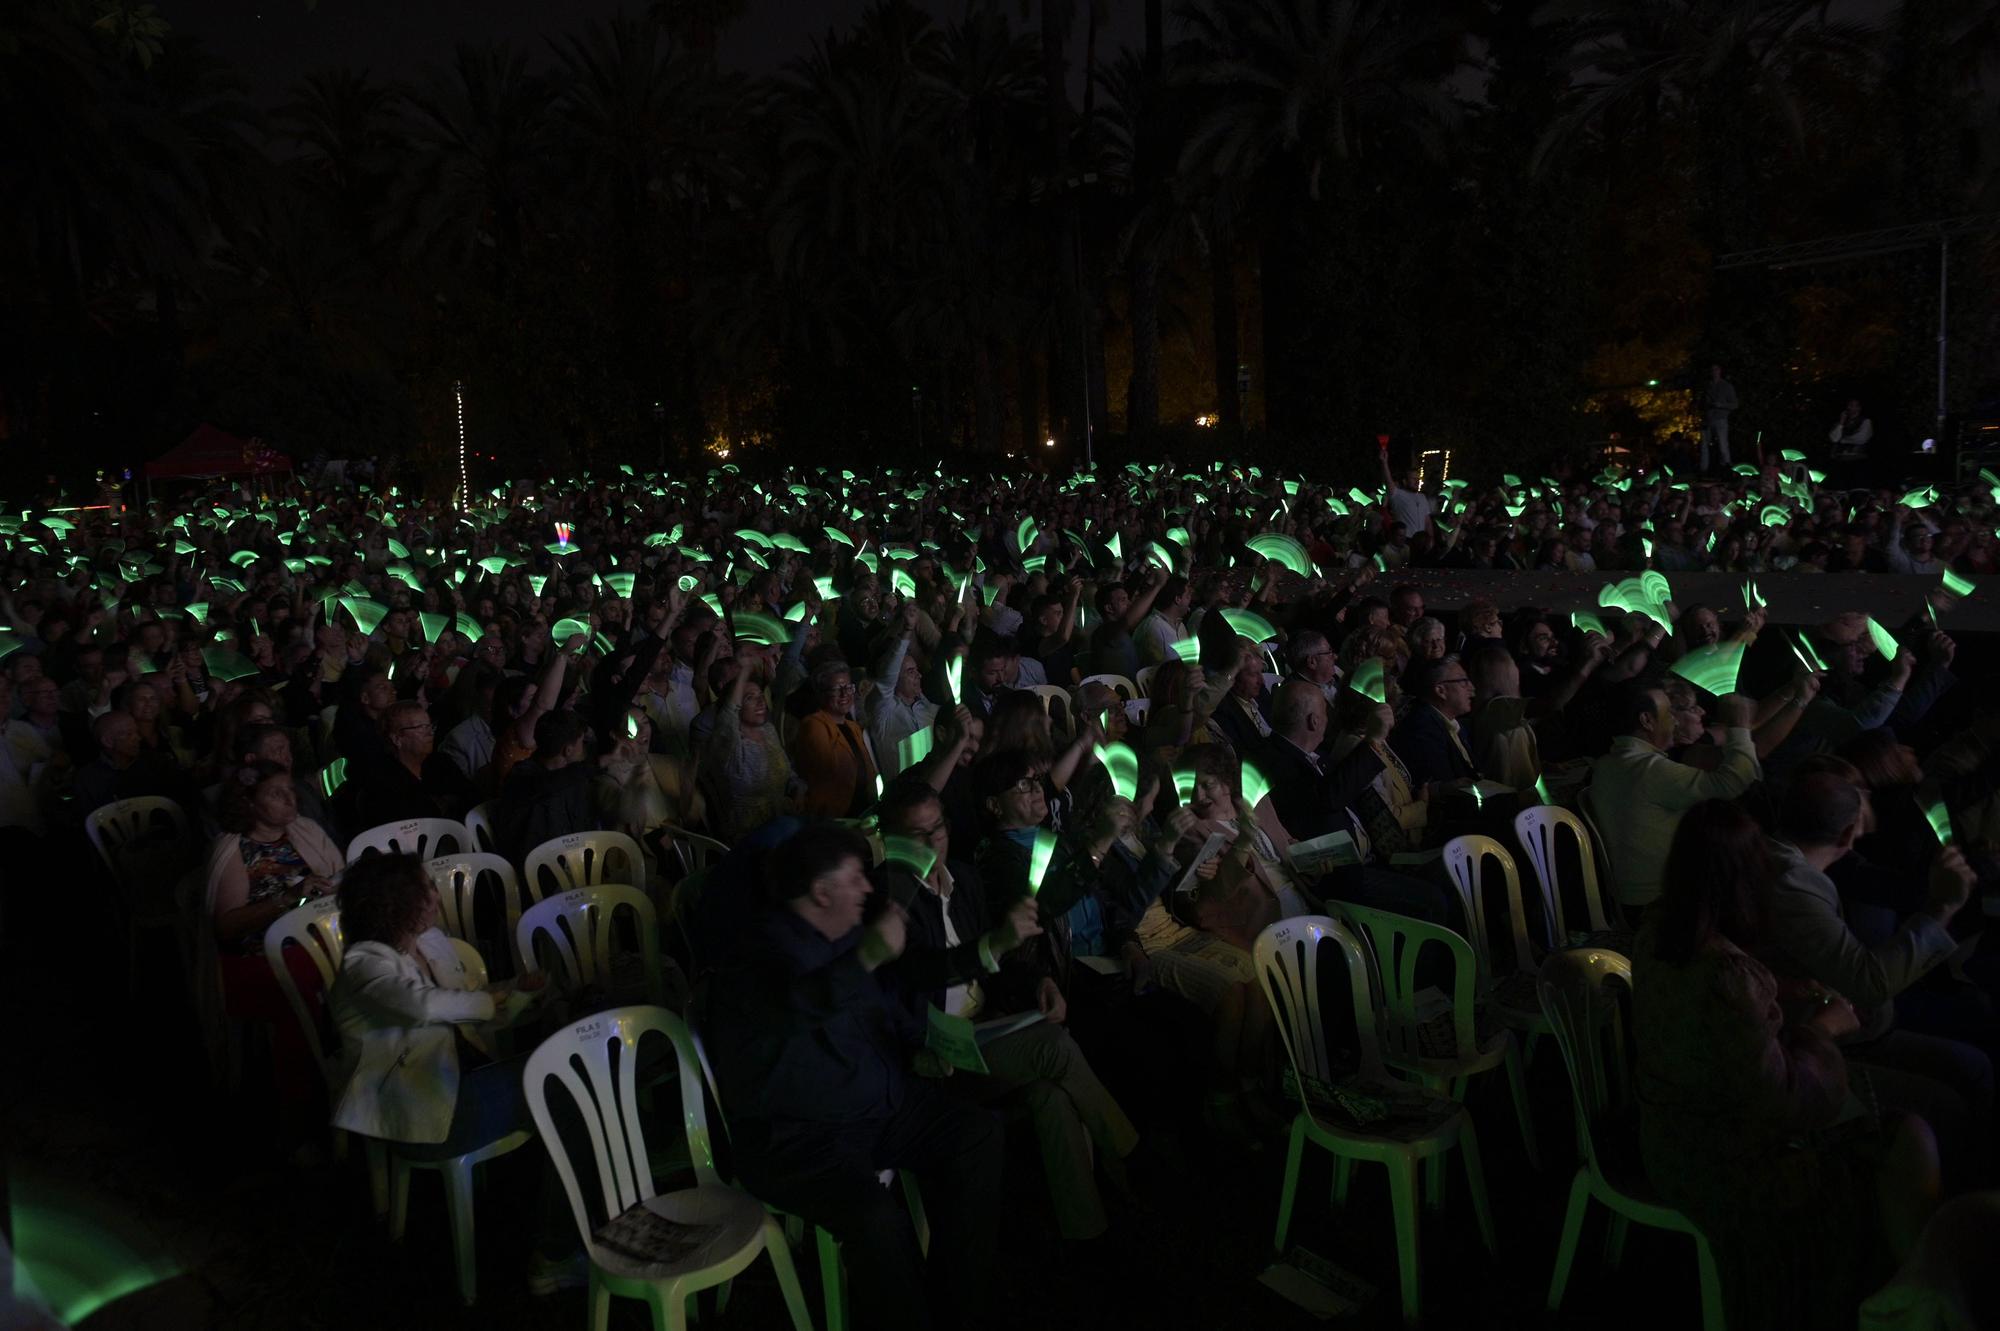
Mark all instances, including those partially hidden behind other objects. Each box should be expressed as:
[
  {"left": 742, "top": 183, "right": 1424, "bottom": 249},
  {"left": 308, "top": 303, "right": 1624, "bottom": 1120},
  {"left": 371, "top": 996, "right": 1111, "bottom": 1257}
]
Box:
[{"left": 1391, "top": 655, "right": 1481, "bottom": 790}]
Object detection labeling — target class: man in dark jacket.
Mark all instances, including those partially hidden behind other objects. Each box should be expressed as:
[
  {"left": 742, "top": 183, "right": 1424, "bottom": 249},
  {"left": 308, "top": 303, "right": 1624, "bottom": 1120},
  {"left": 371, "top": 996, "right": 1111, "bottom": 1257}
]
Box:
[
  {"left": 1389, "top": 655, "right": 1480, "bottom": 789},
  {"left": 698, "top": 824, "right": 1004, "bottom": 1331},
  {"left": 495, "top": 709, "right": 597, "bottom": 864}
]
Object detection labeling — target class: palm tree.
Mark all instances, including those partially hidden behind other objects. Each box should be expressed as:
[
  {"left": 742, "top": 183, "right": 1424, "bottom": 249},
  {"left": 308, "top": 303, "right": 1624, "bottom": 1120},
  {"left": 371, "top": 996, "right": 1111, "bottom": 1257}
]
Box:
[
  {"left": 1175, "top": 0, "right": 1463, "bottom": 438},
  {"left": 390, "top": 43, "right": 560, "bottom": 291},
  {"left": 276, "top": 68, "right": 401, "bottom": 255}
]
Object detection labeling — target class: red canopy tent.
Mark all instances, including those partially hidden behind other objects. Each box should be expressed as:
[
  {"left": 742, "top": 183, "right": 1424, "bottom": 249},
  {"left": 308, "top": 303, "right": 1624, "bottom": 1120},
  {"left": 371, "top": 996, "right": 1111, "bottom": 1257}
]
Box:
[{"left": 143, "top": 424, "right": 293, "bottom": 480}]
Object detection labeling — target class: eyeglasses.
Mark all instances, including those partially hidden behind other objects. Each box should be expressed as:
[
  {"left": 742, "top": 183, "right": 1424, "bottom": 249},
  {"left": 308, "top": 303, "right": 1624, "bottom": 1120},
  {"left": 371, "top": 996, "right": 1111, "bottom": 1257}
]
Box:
[
  {"left": 829, "top": 683, "right": 857, "bottom": 696},
  {"left": 1007, "top": 777, "right": 1040, "bottom": 795},
  {"left": 1438, "top": 677, "right": 1473, "bottom": 688},
  {"left": 396, "top": 722, "right": 434, "bottom": 735},
  {"left": 904, "top": 820, "right": 947, "bottom": 839}
]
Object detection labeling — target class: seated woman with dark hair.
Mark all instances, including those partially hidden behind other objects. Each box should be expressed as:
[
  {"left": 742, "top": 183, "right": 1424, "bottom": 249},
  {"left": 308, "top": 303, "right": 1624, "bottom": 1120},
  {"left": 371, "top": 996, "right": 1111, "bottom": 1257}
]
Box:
[
  {"left": 1635, "top": 799, "right": 1940, "bottom": 1330},
  {"left": 327, "top": 854, "right": 572, "bottom": 1289}
]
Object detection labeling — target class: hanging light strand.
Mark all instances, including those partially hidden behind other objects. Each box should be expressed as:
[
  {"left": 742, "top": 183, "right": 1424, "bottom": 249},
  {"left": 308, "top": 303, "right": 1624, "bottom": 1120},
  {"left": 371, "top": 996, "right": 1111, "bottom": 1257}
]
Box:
[{"left": 454, "top": 379, "right": 469, "bottom": 510}]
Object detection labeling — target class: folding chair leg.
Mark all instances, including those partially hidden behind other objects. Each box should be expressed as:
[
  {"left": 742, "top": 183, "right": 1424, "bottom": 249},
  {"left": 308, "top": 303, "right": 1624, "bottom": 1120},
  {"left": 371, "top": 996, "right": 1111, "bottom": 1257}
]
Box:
[
  {"left": 1386, "top": 1155, "right": 1422, "bottom": 1327},
  {"left": 762, "top": 1218, "right": 815, "bottom": 1331},
  {"left": 1505, "top": 1042, "right": 1541, "bottom": 1170},
  {"left": 388, "top": 1156, "right": 412, "bottom": 1241},
  {"left": 1692, "top": 1232, "right": 1726, "bottom": 1331},
  {"left": 1273, "top": 1117, "right": 1306, "bottom": 1254},
  {"left": 816, "top": 1226, "right": 846, "bottom": 1331},
  {"left": 1459, "top": 1125, "right": 1498, "bottom": 1257},
  {"left": 444, "top": 1159, "right": 477, "bottom": 1304},
  {"left": 1547, "top": 1170, "right": 1590, "bottom": 1310},
  {"left": 589, "top": 1271, "right": 613, "bottom": 1331},
  {"left": 1605, "top": 1213, "right": 1630, "bottom": 1269},
  {"left": 1331, "top": 1156, "right": 1353, "bottom": 1208}
]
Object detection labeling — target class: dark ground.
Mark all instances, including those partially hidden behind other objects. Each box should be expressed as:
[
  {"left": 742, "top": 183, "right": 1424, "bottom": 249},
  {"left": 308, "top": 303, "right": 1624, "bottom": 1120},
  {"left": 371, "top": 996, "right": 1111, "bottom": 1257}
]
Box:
[{"left": 0, "top": 887, "right": 1722, "bottom": 1331}]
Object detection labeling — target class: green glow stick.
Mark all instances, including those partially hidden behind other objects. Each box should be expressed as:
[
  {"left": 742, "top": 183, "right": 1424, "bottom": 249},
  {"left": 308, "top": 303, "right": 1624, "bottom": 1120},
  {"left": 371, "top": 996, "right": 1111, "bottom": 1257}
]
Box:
[
  {"left": 1741, "top": 578, "right": 1766, "bottom": 609},
  {"left": 1246, "top": 533, "right": 1310, "bottom": 576},
  {"left": 945, "top": 654, "right": 964, "bottom": 705},
  {"left": 1027, "top": 828, "right": 1059, "bottom": 895},
  {"left": 1669, "top": 642, "right": 1746, "bottom": 696},
  {"left": 1786, "top": 630, "right": 1827, "bottom": 673},
  {"left": 1219, "top": 608, "right": 1279, "bottom": 642},
  {"left": 1865, "top": 616, "right": 1898, "bottom": 660},
  {"left": 1534, "top": 775, "right": 1551, "bottom": 803},
  {"left": 1099, "top": 741, "right": 1139, "bottom": 802},
  {"left": 1349, "top": 657, "right": 1386, "bottom": 703}
]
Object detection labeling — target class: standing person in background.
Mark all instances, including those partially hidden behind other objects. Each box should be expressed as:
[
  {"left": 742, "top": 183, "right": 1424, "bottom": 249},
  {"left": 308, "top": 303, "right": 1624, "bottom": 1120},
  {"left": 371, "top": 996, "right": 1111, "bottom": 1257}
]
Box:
[
  {"left": 1702, "top": 363, "right": 1739, "bottom": 472},
  {"left": 1379, "top": 440, "right": 1433, "bottom": 538},
  {"left": 1829, "top": 399, "right": 1874, "bottom": 465}
]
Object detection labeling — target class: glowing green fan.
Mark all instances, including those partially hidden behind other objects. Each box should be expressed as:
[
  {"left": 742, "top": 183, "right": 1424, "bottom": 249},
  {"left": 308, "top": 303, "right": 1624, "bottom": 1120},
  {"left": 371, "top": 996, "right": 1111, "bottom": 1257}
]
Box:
[
  {"left": 1941, "top": 569, "right": 1975, "bottom": 597},
  {"left": 340, "top": 597, "right": 389, "bottom": 635},
  {"left": 1865, "top": 616, "right": 1899, "bottom": 660},
  {"left": 1170, "top": 638, "right": 1201, "bottom": 663},
  {"left": 1787, "top": 630, "right": 1827, "bottom": 673},
  {"left": 1326, "top": 496, "right": 1350, "bottom": 517},
  {"left": 677, "top": 574, "right": 700, "bottom": 593},
  {"left": 1732, "top": 463, "right": 1758, "bottom": 476},
  {"left": 891, "top": 569, "right": 916, "bottom": 598},
  {"left": 604, "top": 573, "right": 635, "bottom": 598},
  {"left": 1219, "top": 608, "right": 1279, "bottom": 642},
  {"left": 1922, "top": 795, "right": 1954, "bottom": 847},
  {"left": 529, "top": 575, "right": 548, "bottom": 598},
  {"left": 1098, "top": 741, "right": 1140, "bottom": 802},
  {"left": 733, "top": 611, "right": 792, "bottom": 646},
  {"left": 1027, "top": 828, "right": 1059, "bottom": 895},
  {"left": 734, "top": 528, "right": 772, "bottom": 547},
  {"left": 1246, "top": 534, "right": 1310, "bottom": 577},
  {"left": 1017, "top": 517, "right": 1038, "bottom": 554},
  {"left": 1241, "top": 760, "right": 1273, "bottom": 809},
  {"left": 418, "top": 612, "right": 449, "bottom": 643},
  {"left": 1172, "top": 767, "right": 1197, "bottom": 803},
  {"left": 454, "top": 614, "right": 483, "bottom": 642},
  {"left": 945, "top": 654, "right": 964, "bottom": 705},
  {"left": 883, "top": 834, "right": 938, "bottom": 878},
  {"left": 478, "top": 556, "right": 509, "bottom": 575},
  {"left": 898, "top": 727, "right": 935, "bottom": 771},
  {"left": 185, "top": 602, "right": 210, "bottom": 625},
  {"left": 1669, "top": 641, "right": 1746, "bottom": 697},
  {"left": 1571, "top": 610, "right": 1608, "bottom": 638},
  {"left": 1741, "top": 578, "right": 1766, "bottom": 609},
  {"left": 1899, "top": 485, "right": 1938, "bottom": 509},
  {"left": 1348, "top": 657, "right": 1386, "bottom": 703},
  {"left": 551, "top": 618, "right": 593, "bottom": 644},
  {"left": 1780, "top": 449, "right": 1806, "bottom": 462}
]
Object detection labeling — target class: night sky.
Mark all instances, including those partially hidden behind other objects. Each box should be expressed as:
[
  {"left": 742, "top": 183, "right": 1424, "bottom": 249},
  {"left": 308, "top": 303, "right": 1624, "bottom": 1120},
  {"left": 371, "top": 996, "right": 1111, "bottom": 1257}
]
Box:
[{"left": 161, "top": 0, "right": 1144, "bottom": 103}]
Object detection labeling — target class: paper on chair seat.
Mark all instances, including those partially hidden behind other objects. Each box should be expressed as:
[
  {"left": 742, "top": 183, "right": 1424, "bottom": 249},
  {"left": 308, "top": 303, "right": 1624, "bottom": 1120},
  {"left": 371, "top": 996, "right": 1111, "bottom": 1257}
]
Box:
[{"left": 1285, "top": 830, "right": 1362, "bottom": 877}]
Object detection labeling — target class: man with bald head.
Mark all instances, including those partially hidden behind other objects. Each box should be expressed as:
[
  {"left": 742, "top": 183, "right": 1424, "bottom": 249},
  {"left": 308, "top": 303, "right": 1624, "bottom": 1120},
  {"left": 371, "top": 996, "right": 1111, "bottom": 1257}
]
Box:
[{"left": 71, "top": 710, "right": 184, "bottom": 818}]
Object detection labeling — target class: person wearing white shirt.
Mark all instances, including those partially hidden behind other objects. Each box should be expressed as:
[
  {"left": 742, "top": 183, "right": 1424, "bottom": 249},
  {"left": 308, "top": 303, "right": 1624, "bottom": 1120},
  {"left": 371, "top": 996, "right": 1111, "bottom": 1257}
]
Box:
[
  {"left": 1588, "top": 680, "right": 1761, "bottom": 911},
  {"left": 1135, "top": 575, "right": 1193, "bottom": 667},
  {"left": 1828, "top": 400, "right": 1874, "bottom": 458},
  {"left": 865, "top": 620, "right": 938, "bottom": 777},
  {"left": 1379, "top": 448, "right": 1434, "bottom": 537}
]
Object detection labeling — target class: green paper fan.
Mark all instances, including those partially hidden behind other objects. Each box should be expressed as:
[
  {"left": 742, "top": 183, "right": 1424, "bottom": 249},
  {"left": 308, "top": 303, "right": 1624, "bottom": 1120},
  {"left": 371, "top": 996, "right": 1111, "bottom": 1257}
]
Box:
[
  {"left": 1921, "top": 795, "right": 1954, "bottom": 847},
  {"left": 1245, "top": 534, "right": 1310, "bottom": 577},
  {"left": 1098, "top": 742, "right": 1140, "bottom": 803},
  {"left": 1219, "top": 608, "right": 1279, "bottom": 642},
  {"left": 882, "top": 835, "right": 938, "bottom": 879},
  {"left": 1571, "top": 610, "right": 1608, "bottom": 638},
  {"left": 551, "top": 618, "right": 592, "bottom": 644},
  {"left": 1864, "top": 616, "right": 1898, "bottom": 660},
  {"left": 1941, "top": 569, "right": 1975, "bottom": 597},
  {"left": 1669, "top": 642, "right": 1746, "bottom": 697},
  {"left": 1348, "top": 658, "right": 1386, "bottom": 703},
  {"left": 1241, "top": 760, "right": 1272, "bottom": 809},
  {"left": 419, "top": 612, "right": 449, "bottom": 644},
  {"left": 898, "top": 728, "right": 935, "bottom": 771},
  {"left": 340, "top": 597, "right": 389, "bottom": 635},
  {"left": 604, "top": 572, "right": 635, "bottom": 598},
  {"left": 732, "top": 612, "right": 792, "bottom": 646},
  {"left": 201, "top": 648, "right": 261, "bottom": 682},
  {"left": 454, "top": 614, "right": 484, "bottom": 643}
]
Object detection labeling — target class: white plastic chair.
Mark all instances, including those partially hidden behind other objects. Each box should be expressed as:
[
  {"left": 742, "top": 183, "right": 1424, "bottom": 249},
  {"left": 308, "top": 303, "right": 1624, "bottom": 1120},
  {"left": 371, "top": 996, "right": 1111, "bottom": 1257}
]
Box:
[
  {"left": 515, "top": 883, "right": 668, "bottom": 1008},
  {"left": 1513, "top": 805, "right": 1617, "bottom": 943},
  {"left": 1027, "top": 684, "right": 1069, "bottom": 717},
  {"left": 658, "top": 823, "right": 729, "bottom": 882},
  {"left": 1134, "top": 665, "right": 1159, "bottom": 697},
  {"left": 384, "top": 939, "right": 533, "bottom": 1306},
  {"left": 1254, "top": 915, "right": 1496, "bottom": 1327},
  {"left": 1540, "top": 947, "right": 1722, "bottom": 1329},
  {"left": 1576, "top": 785, "right": 1617, "bottom": 896},
  {"left": 426, "top": 852, "right": 527, "bottom": 975},
  {"left": 1123, "top": 698, "right": 1152, "bottom": 728},
  {"left": 1078, "top": 672, "right": 1137, "bottom": 701},
  {"left": 464, "top": 801, "right": 500, "bottom": 855},
  {"left": 524, "top": 829, "right": 648, "bottom": 900},
  {"left": 522, "top": 1005, "right": 813, "bottom": 1331},
  {"left": 346, "top": 817, "right": 471, "bottom": 865},
  {"left": 84, "top": 796, "right": 196, "bottom": 990}
]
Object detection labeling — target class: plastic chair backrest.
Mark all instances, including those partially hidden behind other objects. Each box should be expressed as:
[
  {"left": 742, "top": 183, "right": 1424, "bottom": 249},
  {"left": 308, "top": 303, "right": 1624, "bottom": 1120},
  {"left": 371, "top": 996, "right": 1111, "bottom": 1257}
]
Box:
[
  {"left": 84, "top": 797, "right": 191, "bottom": 878},
  {"left": 1079, "top": 673, "right": 1137, "bottom": 702},
  {"left": 659, "top": 824, "right": 729, "bottom": 881},
  {"left": 464, "top": 802, "right": 499, "bottom": 855},
  {"left": 515, "top": 883, "right": 662, "bottom": 998},
  {"left": 1537, "top": 946, "right": 1634, "bottom": 1181},
  {"left": 1133, "top": 666, "right": 1159, "bottom": 698},
  {"left": 1441, "top": 834, "right": 1535, "bottom": 984},
  {"left": 1331, "top": 901, "right": 1482, "bottom": 1065},
  {"left": 346, "top": 817, "right": 470, "bottom": 865},
  {"left": 524, "top": 830, "right": 646, "bottom": 899},
  {"left": 1124, "top": 698, "right": 1152, "bottom": 727},
  {"left": 1513, "top": 804, "right": 1612, "bottom": 941},
  {"left": 447, "top": 936, "right": 489, "bottom": 988},
  {"left": 522, "top": 1005, "right": 718, "bottom": 1245},
  {"left": 1252, "top": 915, "right": 1386, "bottom": 1108},
  {"left": 1577, "top": 786, "right": 1615, "bottom": 885},
  {"left": 263, "top": 897, "right": 345, "bottom": 1077},
  {"left": 425, "top": 851, "right": 526, "bottom": 948}
]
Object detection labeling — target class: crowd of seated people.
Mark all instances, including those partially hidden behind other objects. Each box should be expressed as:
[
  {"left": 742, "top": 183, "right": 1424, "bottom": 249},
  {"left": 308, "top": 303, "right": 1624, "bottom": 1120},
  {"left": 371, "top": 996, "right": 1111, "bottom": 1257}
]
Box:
[{"left": 2, "top": 452, "right": 1998, "bottom": 1328}]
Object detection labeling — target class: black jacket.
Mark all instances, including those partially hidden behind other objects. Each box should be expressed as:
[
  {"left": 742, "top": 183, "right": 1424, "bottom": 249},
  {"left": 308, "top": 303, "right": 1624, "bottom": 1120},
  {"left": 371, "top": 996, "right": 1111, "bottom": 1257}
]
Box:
[
  {"left": 1389, "top": 705, "right": 1479, "bottom": 789},
  {"left": 495, "top": 759, "right": 597, "bottom": 863},
  {"left": 1262, "top": 734, "right": 1376, "bottom": 843}
]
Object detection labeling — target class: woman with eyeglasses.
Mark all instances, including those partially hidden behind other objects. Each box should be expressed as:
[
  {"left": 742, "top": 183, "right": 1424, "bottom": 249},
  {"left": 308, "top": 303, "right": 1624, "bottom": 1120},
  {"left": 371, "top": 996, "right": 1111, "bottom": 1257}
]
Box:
[{"left": 791, "top": 659, "right": 879, "bottom": 818}]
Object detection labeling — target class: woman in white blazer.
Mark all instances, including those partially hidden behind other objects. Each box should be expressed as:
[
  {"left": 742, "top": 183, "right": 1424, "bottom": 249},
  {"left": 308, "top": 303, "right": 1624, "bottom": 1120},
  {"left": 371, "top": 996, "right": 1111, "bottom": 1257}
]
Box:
[{"left": 327, "top": 852, "right": 543, "bottom": 1149}]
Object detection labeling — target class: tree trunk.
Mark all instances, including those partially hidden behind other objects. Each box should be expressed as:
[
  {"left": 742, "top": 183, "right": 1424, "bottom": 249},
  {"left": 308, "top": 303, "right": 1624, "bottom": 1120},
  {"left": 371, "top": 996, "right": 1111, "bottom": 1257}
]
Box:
[
  {"left": 1212, "top": 236, "right": 1241, "bottom": 429},
  {"left": 1126, "top": 245, "right": 1161, "bottom": 438}
]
